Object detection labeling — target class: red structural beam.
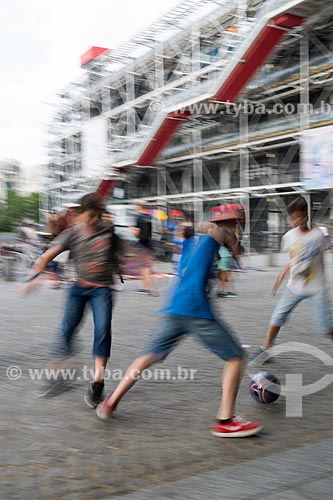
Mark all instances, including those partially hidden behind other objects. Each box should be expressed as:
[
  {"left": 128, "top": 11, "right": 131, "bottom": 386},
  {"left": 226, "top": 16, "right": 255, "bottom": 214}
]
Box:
[
  {"left": 81, "top": 46, "right": 109, "bottom": 68},
  {"left": 136, "top": 111, "right": 191, "bottom": 167},
  {"left": 211, "top": 14, "right": 304, "bottom": 102},
  {"left": 95, "top": 179, "right": 118, "bottom": 199},
  {"left": 95, "top": 13, "right": 304, "bottom": 200}
]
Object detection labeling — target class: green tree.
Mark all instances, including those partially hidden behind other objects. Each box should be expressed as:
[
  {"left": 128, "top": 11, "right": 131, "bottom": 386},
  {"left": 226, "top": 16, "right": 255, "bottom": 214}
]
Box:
[{"left": 0, "top": 190, "right": 40, "bottom": 232}]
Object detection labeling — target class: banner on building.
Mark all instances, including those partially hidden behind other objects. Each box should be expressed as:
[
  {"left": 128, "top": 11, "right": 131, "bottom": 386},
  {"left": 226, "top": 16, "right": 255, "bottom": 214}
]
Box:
[{"left": 301, "top": 125, "right": 333, "bottom": 190}]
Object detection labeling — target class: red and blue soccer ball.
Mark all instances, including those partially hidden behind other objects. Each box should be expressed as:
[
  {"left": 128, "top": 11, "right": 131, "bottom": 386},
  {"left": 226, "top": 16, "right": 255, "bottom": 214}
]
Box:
[{"left": 249, "top": 371, "right": 281, "bottom": 404}]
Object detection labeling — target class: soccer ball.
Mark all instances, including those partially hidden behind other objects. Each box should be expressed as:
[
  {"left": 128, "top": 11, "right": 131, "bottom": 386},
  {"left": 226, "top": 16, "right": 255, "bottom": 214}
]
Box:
[{"left": 249, "top": 371, "right": 281, "bottom": 404}]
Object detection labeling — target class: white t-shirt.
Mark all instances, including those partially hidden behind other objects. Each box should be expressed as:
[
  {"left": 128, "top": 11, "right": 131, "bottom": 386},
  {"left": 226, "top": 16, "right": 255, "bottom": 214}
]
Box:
[{"left": 282, "top": 227, "right": 329, "bottom": 294}]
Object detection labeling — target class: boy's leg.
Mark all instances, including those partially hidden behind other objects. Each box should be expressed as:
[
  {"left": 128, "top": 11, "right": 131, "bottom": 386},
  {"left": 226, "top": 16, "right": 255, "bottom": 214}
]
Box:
[
  {"left": 96, "top": 316, "right": 187, "bottom": 418},
  {"left": 265, "top": 288, "right": 304, "bottom": 349},
  {"left": 192, "top": 318, "right": 244, "bottom": 420},
  {"left": 217, "top": 358, "right": 243, "bottom": 420},
  {"left": 90, "top": 287, "right": 113, "bottom": 380},
  {"left": 57, "top": 284, "right": 87, "bottom": 357},
  {"left": 192, "top": 318, "right": 263, "bottom": 436},
  {"left": 250, "top": 287, "right": 305, "bottom": 365},
  {"left": 309, "top": 289, "right": 333, "bottom": 338},
  {"left": 40, "top": 285, "right": 86, "bottom": 397},
  {"left": 85, "top": 287, "right": 113, "bottom": 408},
  {"left": 263, "top": 325, "right": 281, "bottom": 350},
  {"left": 100, "top": 353, "right": 158, "bottom": 410}
]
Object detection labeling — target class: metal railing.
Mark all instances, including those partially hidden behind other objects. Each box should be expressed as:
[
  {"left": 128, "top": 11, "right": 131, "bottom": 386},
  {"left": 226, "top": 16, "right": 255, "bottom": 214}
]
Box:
[{"left": 110, "top": 0, "right": 308, "bottom": 166}]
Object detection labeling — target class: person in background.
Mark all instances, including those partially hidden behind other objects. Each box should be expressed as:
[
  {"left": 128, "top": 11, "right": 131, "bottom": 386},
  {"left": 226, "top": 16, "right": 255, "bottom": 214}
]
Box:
[
  {"left": 131, "top": 201, "right": 159, "bottom": 297},
  {"left": 161, "top": 215, "right": 176, "bottom": 264},
  {"left": 178, "top": 224, "right": 195, "bottom": 277},
  {"left": 216, "top": 243, "right": 237, "bottom": 298}
]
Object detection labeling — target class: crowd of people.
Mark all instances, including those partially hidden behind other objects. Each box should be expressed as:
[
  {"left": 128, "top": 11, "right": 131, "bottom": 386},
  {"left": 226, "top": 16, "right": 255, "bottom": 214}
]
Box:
[{"left": 21, "top": 193, "right": 333, "bottom": 438}]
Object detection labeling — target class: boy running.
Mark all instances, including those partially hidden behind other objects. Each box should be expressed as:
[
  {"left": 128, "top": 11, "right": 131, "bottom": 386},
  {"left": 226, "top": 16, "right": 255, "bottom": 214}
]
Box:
[
  {"left": 96, "top": 221, "right": 263, "bottom": 438},
  {"left": 251, "top": 196, "right": 333, "bottom": 365},
  {"left": 22, "top": 193, "right": 123, "bottom": 407}
]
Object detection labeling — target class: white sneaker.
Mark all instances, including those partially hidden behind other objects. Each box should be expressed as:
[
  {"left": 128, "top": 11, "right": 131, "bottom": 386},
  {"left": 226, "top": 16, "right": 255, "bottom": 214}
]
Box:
[{"left": 248, "top": 347, "right": 270, "bottom": 366}]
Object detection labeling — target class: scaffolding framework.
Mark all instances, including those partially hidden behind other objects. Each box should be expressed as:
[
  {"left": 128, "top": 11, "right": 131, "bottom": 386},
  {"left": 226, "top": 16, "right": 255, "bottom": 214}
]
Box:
[{"left": 45, "top": 0, "right": 333, "bottom": 250}]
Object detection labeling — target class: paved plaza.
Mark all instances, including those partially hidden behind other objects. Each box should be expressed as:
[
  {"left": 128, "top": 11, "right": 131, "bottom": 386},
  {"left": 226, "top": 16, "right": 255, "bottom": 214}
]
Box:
[{"left": 1, "top": 264, "right": 333, "bottom": 499}]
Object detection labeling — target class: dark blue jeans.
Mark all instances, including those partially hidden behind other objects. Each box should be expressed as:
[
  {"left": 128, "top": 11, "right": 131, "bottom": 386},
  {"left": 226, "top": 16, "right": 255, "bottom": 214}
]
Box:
[{"left": 55, "top": 284, "right": 113, "bottom": 358}]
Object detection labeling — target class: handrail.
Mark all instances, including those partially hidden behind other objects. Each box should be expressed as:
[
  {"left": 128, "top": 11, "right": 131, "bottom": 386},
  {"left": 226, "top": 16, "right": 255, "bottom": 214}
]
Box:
[
  {"left": 162, "top": 110, "right": 333, "bottom": 158},
  {"left": 110, "top": 0, "right": 307, "bottom": 166}
]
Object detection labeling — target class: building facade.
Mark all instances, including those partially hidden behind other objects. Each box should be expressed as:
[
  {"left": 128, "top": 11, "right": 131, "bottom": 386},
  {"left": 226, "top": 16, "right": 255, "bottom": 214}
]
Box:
[
  {"left": 45, "top": 0, "right": 333, "bottom": 251},
  {"left": 0, "top": 159, "right": 22, "bottom": 199}
]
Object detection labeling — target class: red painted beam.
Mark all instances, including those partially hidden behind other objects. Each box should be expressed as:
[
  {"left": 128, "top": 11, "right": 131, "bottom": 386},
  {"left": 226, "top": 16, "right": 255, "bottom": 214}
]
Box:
[
  {"left": 95, "top": 13, "right": 304, "bottom": 198},
  {"left": 136, "top": 111, "right": 191, "bottom": 166},
  {"left": 81, "top": 46, "right": 109, "bottom": 68},
  {"left": 272, "top": 13, "right": 304, "bottom": 29},
  {"left": 95, "top": 179, "right": 118, "bottom": 199},
  {"left": 212, "top": 13, "right": 304, "bottom": 102}
]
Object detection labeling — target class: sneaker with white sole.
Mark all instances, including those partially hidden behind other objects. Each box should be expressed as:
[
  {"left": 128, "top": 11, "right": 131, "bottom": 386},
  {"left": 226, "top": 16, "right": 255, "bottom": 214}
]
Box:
[
  {"left": 37, "top": 379, "right": 73, "bottom": 398},
  {"left": 84, "top": 380, "right": 105, "bottom": 408},
  {"left": 96, "top": 392, "right": 118, "bottom": 421},
  {"left": 212, "top": 416, "right": 263, "bottom": 438},
  {"left": 248, "top": 347, "right": 270, "bottom": 366}
]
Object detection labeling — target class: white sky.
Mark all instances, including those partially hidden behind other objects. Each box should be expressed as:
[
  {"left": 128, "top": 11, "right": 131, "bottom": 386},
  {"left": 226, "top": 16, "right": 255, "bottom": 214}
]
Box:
[{"left": 0, "top": 0, "right": 181, "bottom": 172}]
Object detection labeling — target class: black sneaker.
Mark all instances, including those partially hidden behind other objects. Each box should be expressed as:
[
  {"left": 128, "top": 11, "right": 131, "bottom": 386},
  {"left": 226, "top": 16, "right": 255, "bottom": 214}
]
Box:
[{"left": 84, "top": 380, "right": 105, "bottom": 408}]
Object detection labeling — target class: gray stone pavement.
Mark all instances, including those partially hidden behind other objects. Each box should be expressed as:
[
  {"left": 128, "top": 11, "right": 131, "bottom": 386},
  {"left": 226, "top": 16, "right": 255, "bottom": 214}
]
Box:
[
  {"left": 111, "top": 439, "right": 333, "bottom": 500},
  {"left": 1, "top": 264, "right": 333, "bottom": 499}
]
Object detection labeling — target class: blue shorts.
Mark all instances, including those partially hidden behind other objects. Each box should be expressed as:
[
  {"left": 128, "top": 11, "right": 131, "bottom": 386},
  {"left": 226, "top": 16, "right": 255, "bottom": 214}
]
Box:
[
  {"left": 142, "top": 315, "right": 244, "bottom": 361},
  {"left": 270, "top": 286, "right": 332, "bottom": 334}
]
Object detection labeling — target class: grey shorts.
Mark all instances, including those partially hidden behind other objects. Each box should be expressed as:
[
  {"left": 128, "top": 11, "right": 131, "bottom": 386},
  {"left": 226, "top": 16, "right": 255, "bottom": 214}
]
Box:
[
  {"left": 142, "top": 315, "right": 244, "bottom": 361},
  {"left": 270, "top": 286, "right": 332, "bottom": 334}
]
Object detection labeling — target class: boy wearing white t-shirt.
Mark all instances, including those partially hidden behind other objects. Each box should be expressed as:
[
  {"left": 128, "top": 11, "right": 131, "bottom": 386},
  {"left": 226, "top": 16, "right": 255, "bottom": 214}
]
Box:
[{"left": 251, "top": 196, "right": 333, "bottom": 365}]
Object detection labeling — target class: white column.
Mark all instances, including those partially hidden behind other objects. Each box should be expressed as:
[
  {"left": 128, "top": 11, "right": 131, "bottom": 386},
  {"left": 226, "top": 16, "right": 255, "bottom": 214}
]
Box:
[
  {"left": 220, "top": 161, "right": 230, "bottom": 189},
  {"left": 239, "top": 102, "right": 250, "bottom": 252},
  {"left": 182, "top": 167, "right": 192, "bottom": 193},
  {"left": 126, "top": 62, "right": 136, "bottom": 137}
]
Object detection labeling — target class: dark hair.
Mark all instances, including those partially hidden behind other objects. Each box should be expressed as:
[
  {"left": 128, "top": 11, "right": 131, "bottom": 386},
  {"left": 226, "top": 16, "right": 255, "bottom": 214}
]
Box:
[
  {"left": 183, "top": 225, "right": 195, "bottom": 240},
  {"left": 79, "top": 193, "right": 105, "bottom": 219},
  {"left": 287, "top": 196, "right": 308, "bottom": 216}
]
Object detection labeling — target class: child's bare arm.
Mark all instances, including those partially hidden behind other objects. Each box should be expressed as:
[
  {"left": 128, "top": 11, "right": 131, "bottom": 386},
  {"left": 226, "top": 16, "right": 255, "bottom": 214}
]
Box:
[
  {"left": 272, "top": 265, "right": 290, "bottom": 296},
  {"left": 21, "top": 245, "right": 63, "bottom": 294},
  {"left": 32, "top": 245, "right": 63, "bottom": 274}
]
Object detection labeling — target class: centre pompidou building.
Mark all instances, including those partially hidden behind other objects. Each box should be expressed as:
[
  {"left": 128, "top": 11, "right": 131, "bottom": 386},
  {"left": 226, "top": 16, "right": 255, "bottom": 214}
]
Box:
[{"left": 45, "top": 0, "right": 333, "bottom": 251}]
